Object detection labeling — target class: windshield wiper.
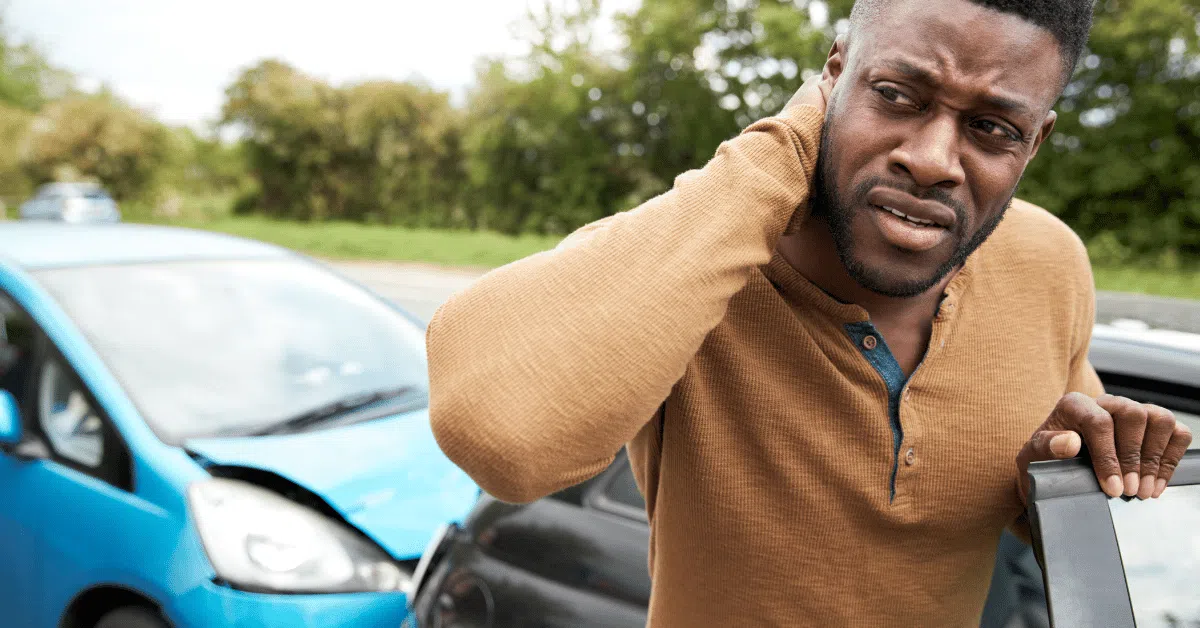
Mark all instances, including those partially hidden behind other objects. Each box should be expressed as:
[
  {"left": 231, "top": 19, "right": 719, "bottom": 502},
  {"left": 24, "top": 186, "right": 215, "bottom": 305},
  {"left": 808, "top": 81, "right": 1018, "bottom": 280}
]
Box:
[{"left": 249, "top": 386, "right": 425, "bottom": 436}]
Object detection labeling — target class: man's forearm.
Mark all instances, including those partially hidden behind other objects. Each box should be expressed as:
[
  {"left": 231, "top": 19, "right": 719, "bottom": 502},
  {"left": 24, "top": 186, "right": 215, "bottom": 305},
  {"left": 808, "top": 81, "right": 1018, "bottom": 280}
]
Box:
[{"left": 426, "top": 104, "right": 824, "bottom": 503}]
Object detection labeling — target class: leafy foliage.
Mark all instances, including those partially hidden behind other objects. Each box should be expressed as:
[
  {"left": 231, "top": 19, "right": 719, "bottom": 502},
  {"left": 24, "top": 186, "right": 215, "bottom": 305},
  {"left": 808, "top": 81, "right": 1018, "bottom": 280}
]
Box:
[
  {"left": 21, "top": 91, "right": 173, "bottom": 202},
  {"left": 1018, "top": 0, "right": 1200, "bottom": 266},
  {"left": 0, "top": 1, "right": 1196, "bottom": 268},
  {"left": 462, "top": 1, "right": 654, "bottom": 234},
  {"left": 0, "top": 17, "right": 237, "bottom": 217},
  {"left": 222, "top": 59, "right": 466, "bottom": 226}
]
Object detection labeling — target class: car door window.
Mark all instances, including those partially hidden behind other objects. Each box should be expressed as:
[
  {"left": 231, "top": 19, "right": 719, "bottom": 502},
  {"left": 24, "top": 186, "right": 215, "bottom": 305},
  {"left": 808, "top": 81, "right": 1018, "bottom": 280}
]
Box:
[
  {"left": 37, "top": 356, "right": 104, "bottom": 468},
  {"left": 0, "top": 295, "right": 35, "bottom": 400},
  {"left": 1026, "top": 451, "right": 1200, "bottom": 628},
  {"left": 1, "top": 291, "right": 130, "bottom": 487},
  {"left": 1108, "top": 484, "right": 1200, "bottom": 627},
  {"left": 1174, "top": 410, "right": 1200, "bottom": 448}
]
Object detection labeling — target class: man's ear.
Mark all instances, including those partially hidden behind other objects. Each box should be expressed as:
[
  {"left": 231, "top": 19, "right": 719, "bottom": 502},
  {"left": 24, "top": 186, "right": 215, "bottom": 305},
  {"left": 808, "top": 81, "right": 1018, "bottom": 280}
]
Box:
[
  {"left": 1029, "top": 110, "right": 1057, "bottom": 163},
  {"left": 823, "top": 35, "right": 846, "bottom": 84}
]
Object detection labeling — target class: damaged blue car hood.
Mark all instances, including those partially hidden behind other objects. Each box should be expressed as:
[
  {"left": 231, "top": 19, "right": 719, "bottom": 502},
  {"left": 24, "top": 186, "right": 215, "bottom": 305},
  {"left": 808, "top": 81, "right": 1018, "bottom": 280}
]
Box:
[{"left": 184, "top": 408, "right": 478, "bottom": 559}]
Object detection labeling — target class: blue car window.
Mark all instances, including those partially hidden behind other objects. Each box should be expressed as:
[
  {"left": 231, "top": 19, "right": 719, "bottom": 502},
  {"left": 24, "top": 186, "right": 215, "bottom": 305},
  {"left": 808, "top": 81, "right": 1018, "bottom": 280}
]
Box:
[
  {"left": 37, "top": 357, "right": 104, "bottom": 468},
  {"left": 0, "top": 293, "right": 35, "bottom": 401}
]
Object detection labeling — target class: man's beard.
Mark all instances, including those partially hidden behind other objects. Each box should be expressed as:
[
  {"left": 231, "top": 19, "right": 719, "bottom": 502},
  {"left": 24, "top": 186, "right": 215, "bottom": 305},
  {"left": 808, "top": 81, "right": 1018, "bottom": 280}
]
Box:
[{"left": 805, "top": 119, "right": 1014, "bottom": 299}]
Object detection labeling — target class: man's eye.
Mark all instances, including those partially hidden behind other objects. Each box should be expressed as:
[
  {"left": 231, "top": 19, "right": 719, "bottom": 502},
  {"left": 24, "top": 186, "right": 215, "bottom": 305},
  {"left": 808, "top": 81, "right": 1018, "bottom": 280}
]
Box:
[
  {"left": 875, "top": 86, "right": 917, "bottom": 108},
  {"left": 974, "top": 119, "right": 1020, "bottom": 142}
]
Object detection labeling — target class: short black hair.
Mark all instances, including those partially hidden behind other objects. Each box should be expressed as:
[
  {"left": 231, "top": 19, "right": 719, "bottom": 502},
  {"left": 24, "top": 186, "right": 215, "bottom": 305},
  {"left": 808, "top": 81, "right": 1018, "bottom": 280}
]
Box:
[{"left": 850, "top": 0, "right": 1094, "bottom": 86}]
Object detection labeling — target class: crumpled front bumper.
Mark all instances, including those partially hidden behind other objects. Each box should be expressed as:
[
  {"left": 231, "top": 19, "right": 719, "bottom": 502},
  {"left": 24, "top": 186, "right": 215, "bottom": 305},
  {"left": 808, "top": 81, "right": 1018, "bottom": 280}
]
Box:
[{"left": 169, "top": 580, "right": 414, "bottom": 628}]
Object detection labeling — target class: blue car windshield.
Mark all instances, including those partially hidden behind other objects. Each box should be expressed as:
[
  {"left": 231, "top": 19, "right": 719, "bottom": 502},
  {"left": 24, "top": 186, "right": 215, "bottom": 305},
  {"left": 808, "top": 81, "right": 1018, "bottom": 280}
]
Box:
[{"left": 34, "top": 258, "right": 429, "bottom": 445}]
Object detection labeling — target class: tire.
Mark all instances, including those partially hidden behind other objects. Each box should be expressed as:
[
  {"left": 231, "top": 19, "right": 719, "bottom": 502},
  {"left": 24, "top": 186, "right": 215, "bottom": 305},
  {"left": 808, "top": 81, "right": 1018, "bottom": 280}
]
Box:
[{"left": 94, "top": 606, "right": 170, "bottom": 628}]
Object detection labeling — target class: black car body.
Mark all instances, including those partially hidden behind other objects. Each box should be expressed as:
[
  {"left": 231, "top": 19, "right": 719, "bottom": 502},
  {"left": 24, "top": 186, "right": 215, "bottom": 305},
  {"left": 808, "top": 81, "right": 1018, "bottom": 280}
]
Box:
[{"left": 409, "top": 322, "right": 1200, "bottom": 628}]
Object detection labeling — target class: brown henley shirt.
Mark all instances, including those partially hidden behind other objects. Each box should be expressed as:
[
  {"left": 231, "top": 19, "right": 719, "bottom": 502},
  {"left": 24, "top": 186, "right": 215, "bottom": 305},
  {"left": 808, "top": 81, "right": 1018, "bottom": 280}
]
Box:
[{"left": 425, "top": 102, "right": 1105, "bottom": 626}]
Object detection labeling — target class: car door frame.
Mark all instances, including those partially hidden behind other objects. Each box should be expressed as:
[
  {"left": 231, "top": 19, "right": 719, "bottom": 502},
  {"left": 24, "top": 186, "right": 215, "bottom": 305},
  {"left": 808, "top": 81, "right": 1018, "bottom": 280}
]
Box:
[
  {"left": 26, "top": 331, "right": 135, "bottom": 489},
  {"left": 0, "top": 283, "right": 134, "bottom": 487},
  {"left": 1026, "top": 450, "right": 1200, "bottom": 628},
  {"left": 0, "top": 272, "right": 172, "bottom": 626}
]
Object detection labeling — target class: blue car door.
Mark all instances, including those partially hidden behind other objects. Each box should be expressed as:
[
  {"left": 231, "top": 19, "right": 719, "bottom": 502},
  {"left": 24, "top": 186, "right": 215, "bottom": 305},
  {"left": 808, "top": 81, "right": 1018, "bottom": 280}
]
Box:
[
  {"left": 0, "top": 291, "right": 41, "bottom": 627},
  {"left": 0, "top": 288, "right": 142, "bottom": 627}
]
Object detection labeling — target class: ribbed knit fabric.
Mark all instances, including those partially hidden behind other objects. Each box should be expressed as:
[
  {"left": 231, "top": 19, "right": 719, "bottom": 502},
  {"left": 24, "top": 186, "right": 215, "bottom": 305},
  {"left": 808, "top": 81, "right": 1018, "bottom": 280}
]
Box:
[{"left": 425, "top": 103, "right": 1105, "bottom": 627}]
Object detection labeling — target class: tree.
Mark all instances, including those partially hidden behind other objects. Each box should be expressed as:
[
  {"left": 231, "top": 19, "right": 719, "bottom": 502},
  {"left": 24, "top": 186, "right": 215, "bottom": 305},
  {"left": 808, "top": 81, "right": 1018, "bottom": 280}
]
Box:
[
  {"left": 0, "top": 17, "right": 69, "bottom": 112},
  {"left": 1017, "top": 0, "right": 1200, "bottom": 267},
  {"left": 343, "top": 80, "right": 465, "bottom": 227},
  {"left": 222, "top": 59, "right": 465, "bottom": 225},
  {"left": 20, "top": 91, "right": 172, "bottom": 203},
  {"left": 617, "top": 0, "right": 1200, "bottom": 266},
  {"left": 0, "top": 16, "right": 72, "bottom": 210},
  {"left": 616, "top": 0, "right": 842, "bottom": 188},
  {"left": 462, "top": 0, "right": 712, "bottom": 235}
]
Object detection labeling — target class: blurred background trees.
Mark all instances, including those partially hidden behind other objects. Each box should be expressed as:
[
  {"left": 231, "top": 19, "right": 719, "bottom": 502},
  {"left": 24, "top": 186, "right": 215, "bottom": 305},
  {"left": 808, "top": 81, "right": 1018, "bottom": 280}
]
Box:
[
  {"left": 0, "top": 0, "right": 1197, "bottom": 266},
  {"left": 221, "top": 60, "right": 465, "bottom": 226},
  {"left": 1018, "top": 0, "right": 1200, "bottom": 268}
]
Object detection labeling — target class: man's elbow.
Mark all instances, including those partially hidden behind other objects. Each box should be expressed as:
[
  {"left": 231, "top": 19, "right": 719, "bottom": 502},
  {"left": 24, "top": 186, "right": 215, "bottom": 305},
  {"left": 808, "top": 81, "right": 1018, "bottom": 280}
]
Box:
[{"left": 429, "top": 406, "right": 560, "bottom": 504}]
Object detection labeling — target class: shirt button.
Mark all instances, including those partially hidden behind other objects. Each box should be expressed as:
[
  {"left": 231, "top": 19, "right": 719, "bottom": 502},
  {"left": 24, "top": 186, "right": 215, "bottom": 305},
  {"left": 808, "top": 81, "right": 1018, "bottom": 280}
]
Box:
[
  {"left": 862, "top": 335, "right": 878, "bottom": 350},
  {"left": 905, "top": 448, "right": 916, "bottom": 465}
]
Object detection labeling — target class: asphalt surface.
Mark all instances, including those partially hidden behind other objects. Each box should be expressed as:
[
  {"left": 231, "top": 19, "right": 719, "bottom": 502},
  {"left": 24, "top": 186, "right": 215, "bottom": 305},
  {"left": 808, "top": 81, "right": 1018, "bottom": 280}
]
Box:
[{"left": 332, "top": 261, "right": 1200, "bottom": 334}]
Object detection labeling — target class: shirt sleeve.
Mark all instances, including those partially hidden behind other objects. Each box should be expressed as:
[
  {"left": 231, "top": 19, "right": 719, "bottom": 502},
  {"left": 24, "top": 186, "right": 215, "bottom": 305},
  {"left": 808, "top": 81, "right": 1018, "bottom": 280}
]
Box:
[{"left": 426, "top": 104, "right": 825, "bottom": 503}]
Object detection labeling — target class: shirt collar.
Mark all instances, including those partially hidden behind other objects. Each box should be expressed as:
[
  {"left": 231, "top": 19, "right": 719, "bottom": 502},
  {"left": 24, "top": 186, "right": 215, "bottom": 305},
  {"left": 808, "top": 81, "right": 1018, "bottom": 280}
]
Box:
[{"left": 761, "top": 248, "right": 979, "bottom": 323}]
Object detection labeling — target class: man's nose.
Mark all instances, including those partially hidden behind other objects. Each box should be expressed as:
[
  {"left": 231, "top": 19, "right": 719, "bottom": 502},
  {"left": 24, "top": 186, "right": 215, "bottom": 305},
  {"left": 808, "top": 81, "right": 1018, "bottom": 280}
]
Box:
[{"left": 888, "top": 115, "right": 965, "bottom": 189}]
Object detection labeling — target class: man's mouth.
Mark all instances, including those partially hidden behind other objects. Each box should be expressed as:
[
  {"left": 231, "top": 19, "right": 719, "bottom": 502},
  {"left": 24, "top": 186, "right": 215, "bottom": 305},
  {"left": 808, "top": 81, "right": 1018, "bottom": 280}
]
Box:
[
  {"left": 876, "top": 205, "right": 942, "bottom": 228},
  {"left": 865, "top": 187, "right": 957, "bottom": 230},
  {"left": 870, "top": 204, "right": 952, "bottom": 253}
]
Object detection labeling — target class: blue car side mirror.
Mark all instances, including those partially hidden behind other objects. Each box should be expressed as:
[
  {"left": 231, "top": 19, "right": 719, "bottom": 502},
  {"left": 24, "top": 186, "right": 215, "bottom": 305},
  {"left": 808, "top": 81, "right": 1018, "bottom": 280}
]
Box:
[{"left": 0, "top": 390, "right": 21, "bottom": 446}]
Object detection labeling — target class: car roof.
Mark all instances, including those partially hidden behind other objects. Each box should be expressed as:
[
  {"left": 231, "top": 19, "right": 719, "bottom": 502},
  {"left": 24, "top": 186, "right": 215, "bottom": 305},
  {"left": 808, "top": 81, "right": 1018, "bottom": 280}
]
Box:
[
  {"left": 1089, "top": 322, "right": 1200, "bottom": 389},
  {"left": 0, "top": 222, "right": 292, "bottom": 270}
]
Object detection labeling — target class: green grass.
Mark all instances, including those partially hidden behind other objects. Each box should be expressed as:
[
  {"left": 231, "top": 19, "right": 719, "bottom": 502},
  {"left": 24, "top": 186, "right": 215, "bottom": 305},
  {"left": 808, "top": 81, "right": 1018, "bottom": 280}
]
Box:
[
  {"left": 1093, "top": 266, "right": 1200, "bottom": 301},
  {"left": 143, "top": 216, "right": 1199, "bottom": 300},
  {"left": 153, "top": 216, "right": 564, "bottom": 269}
]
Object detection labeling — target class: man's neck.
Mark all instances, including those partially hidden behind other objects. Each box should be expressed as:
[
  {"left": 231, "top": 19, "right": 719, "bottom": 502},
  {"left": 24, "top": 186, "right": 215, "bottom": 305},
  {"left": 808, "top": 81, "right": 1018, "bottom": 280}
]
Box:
[
  {"left": 776, "top": 217, "right": 958, "bottom": 374},
  {"left": 777, "top": 217, "right": 955, "bottom": 315}
]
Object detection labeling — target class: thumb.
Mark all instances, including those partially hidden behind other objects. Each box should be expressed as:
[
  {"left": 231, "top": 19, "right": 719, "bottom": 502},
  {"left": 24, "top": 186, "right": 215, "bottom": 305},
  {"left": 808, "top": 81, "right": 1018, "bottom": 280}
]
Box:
[
  {"left": 1030, "top": 430, "right": 1083, "bottom": 462},
  {"left": 1016, "top": 431, "right": 1081, "bottom": 504}
]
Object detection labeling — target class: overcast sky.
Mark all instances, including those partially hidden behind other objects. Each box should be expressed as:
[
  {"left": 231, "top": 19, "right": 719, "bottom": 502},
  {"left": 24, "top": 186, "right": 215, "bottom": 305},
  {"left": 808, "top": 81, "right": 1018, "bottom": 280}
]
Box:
[{"left": 5, "top": 0, "right": 638, "bottom": 129}]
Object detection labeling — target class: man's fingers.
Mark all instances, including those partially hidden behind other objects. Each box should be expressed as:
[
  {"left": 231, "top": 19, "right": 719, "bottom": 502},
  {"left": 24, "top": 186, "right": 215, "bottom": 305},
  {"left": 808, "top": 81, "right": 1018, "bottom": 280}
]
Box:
[
  {"left": 1096, "top": 395, "right": 1148, "bottom": 497},
  {"left": 1152, "top": 422, "right": 1193, "bottom": 498},
  {"left": 1135, "top": 404, "right": 1176, "bottom": 498},
  {"left": 783, "top": 73, "right": 829, "bottom": 114},
  {"left": 1048, "top": 393, "right": 1123, "bottom": 497}
]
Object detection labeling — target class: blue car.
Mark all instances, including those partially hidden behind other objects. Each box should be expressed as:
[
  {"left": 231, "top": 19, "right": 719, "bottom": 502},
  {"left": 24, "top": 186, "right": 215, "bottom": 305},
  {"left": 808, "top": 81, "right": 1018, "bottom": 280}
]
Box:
[{"left": 0, "top": 223, "right": 479, "bottom": 628}]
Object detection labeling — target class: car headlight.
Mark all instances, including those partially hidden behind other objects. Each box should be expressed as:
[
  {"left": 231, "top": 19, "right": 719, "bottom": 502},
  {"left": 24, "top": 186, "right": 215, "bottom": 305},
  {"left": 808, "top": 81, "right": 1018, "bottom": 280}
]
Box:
[{"left": 187, "top": 478, "right": 408, "bottom": 594}]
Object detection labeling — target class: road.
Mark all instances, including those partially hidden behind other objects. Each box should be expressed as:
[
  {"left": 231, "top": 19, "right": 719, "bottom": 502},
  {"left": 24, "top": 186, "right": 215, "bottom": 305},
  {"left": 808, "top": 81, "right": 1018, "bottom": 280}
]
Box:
[{"left": 333, "top": 261, "right": 1200, "bottom": 334}]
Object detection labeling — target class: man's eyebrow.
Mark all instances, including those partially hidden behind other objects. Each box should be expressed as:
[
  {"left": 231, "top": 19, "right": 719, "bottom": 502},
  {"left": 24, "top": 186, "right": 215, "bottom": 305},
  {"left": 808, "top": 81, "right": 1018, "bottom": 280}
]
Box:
[
  {"left": 979, "top": 93, "right": 1034, "bottom": 119},
  {"left": 885, "top": 59, "right": 938, "bottom": 83},
  {"left": 882, "top": 59, "right": 1035, "bottom": 119}
]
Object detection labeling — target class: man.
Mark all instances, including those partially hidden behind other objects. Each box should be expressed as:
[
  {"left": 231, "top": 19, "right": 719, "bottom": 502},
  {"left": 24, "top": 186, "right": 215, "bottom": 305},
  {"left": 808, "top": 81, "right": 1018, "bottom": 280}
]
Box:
[{"left": 425, "top": 0, "right": 1193, "bottom": 625}]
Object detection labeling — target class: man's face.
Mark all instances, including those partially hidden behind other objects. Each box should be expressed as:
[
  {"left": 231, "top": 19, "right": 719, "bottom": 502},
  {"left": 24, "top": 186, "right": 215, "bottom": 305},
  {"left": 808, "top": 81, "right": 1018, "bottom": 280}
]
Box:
[{"left": 813, "top": 0, "right": 1065, "bottom": 298}]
